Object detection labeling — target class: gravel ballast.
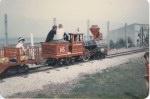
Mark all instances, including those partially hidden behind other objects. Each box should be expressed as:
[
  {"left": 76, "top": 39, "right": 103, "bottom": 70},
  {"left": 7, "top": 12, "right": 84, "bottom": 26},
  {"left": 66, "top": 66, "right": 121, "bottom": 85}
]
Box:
[{"left": 0, "top": 52, "right": 145, "bottom": 97}]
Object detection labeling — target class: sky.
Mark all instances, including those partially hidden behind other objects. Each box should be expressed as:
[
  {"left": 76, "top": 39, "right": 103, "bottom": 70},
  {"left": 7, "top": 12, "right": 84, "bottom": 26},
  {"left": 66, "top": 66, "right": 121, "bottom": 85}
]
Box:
[{"left": 0, "top": 0, "right": 149, "bottom": 40}]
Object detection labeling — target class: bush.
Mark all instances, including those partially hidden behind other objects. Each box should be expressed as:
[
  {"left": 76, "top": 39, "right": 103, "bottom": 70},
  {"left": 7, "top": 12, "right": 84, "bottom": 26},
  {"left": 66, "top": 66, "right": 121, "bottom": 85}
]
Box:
[
  {"left": 128, "top": 37, "right": 135, "bottom": 47},
  {"left": 109, "top": 40, "right": 115, "bottom": 49},
  {"left": 116, "top": 38, "right": 126, "bottom": 48}
]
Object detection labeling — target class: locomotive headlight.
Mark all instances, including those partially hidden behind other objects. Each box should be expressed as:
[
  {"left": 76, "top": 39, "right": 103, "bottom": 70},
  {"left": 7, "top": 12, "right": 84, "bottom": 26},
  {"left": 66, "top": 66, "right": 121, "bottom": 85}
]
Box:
[{"left": 100, "top": 48, "right": 105, "bottom": 53}]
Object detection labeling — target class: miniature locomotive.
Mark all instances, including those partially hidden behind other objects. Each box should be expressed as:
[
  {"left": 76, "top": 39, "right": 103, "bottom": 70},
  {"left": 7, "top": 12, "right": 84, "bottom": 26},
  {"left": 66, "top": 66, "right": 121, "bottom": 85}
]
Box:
[
  {"left": 84, "top": 25, "right": 107, "bottom": 59},
  {"left": 0, "top": 25, "right": 107, "bottom": 76},
  {"left": 41, "top": 33, "right": 87, "bottom": 65}
]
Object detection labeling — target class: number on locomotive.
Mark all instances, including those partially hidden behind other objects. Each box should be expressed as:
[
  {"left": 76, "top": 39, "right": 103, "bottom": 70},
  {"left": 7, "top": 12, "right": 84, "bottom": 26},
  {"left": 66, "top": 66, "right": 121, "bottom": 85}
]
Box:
[{"left": 59, "top": 46, "right": 65, "bottom": 53}]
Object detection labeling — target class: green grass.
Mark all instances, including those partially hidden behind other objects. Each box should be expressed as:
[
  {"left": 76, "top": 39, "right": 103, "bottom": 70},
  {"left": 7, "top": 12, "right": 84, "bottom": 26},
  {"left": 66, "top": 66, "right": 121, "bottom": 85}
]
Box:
[{"left": 66, "top": 58, "right": 148, "bottom": 99}]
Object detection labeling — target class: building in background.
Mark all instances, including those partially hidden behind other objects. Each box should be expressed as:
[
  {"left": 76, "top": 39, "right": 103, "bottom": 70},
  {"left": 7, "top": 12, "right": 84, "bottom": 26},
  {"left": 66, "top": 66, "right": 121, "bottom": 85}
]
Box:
[{"left": 108, "top": 23, "right": 149, "bottom": 48}]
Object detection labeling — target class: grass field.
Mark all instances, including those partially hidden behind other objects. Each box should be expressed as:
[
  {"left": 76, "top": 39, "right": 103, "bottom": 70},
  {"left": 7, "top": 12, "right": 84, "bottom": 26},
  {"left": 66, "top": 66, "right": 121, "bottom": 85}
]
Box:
[
  {"left": 10, "top": 57, "right": 148, "bottom": 99},
  {"left": 67, "top": 58, "right": 148, "bottom": 99}
]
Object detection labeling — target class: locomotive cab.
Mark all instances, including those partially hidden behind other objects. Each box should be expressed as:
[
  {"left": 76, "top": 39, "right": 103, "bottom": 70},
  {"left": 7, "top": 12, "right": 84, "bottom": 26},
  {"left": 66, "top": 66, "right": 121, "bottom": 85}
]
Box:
[
  {"left": 69, "top": 33, "right": 84, "bottom": 42},
  {"left": 68, "top": 33, "right": 84, "bottom": 53}
]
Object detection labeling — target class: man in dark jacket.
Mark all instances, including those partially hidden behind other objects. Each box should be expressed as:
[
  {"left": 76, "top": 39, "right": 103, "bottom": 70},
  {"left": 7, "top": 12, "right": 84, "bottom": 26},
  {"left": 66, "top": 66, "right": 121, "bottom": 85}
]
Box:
[
  {"left": 45, "top": 25, "right": 57, "bottom": 42},
  {"left": 64, "top": 32, "right": 69, "bottom": 41}
]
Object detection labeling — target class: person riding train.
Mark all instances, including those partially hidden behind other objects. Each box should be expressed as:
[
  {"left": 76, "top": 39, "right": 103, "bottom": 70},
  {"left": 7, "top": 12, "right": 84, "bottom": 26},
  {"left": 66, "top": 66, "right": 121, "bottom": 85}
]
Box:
[
  {"left": 45, "top": 25, "right": 57, "bottom": 42},
  {"left": 45, "top": 24, "right": 69, "bottom": 42},
  {"left": 16, "top": 37, "right": 26, "bottom": 53},
  {"left": 53, "top": 24, "right": 64, "bottom": 41},
  {"left": 16, "top": 37, "right": 28, "bottom": 61}
]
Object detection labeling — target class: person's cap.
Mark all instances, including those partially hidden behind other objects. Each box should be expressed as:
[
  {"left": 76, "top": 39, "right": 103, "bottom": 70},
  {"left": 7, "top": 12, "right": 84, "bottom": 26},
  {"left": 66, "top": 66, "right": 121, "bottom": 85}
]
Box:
[{"left": 18, "top": 37, "right": 25, "bottom": 42}]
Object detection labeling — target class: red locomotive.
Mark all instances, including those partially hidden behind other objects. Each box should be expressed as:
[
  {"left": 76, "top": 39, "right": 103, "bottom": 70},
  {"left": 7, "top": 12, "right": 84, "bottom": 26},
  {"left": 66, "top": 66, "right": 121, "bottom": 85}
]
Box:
[
  {"left": 0, "top": 25, "right": 108, "bottom": 77},
  {"left": 41, "top": 33, "right": 88, "bottom": 66}
]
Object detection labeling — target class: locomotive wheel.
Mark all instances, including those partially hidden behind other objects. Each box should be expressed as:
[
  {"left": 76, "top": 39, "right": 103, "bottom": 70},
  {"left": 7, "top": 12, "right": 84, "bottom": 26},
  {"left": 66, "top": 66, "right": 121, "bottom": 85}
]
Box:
[
  {"left": 24, "top": 65, "right": 29, "bottom": 72},
  {"left": 70, "top": 57, "right": 75, "bottom": 64},
  {"left": 82, "top": 49, "right": 90, "bottom": 62},
  {"left": 75, "top": 56, "right": 82, "bottom": 62},
  {"left": 58, "top": 59, "right": 64, "bottom": 66},
  {"left": 64, "top": 58, "right": 71, "bottom": 65},
  {"left": 18, "top": 65, "right": 29, "bottom": 74},
  {"left": 55, "top": 59, "right": 64, "bottom": 67},
  {"left": 94, "top": 52, "right": 101, "bottom": 60},
  {"left": 4, "top": 66, "right": 18, "bottom": 76},
  {"left": 101, "top": 53, "right": 106, "bottom": 59},
  {"left": 47, "top": 59, "right": 55, "bottom": 66}
]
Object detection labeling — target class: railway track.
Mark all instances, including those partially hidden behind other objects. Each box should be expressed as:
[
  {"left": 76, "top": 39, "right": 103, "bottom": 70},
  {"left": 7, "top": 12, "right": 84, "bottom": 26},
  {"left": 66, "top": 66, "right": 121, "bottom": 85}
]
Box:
[
  {"left": 1, "top": 47, "right": 148, "bottom": 78},
  {"left": 28, "top": 47, "right": 148, "bottom": 73},
  {"left": 107, "top": 47, "right": 148, "bottom": 58}
]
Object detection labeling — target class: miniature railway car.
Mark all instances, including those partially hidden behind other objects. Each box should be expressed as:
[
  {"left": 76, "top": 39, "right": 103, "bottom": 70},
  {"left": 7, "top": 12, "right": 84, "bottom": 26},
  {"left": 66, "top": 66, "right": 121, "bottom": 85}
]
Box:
[{"left": 0, "top": 46, "right": 40, "bottom": 76}]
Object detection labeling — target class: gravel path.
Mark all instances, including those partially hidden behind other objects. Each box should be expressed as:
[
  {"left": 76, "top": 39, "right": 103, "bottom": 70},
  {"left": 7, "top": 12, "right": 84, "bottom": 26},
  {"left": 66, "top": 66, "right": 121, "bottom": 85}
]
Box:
[{"left": 0, "top": 52, "right": 144, "bottom": 97}]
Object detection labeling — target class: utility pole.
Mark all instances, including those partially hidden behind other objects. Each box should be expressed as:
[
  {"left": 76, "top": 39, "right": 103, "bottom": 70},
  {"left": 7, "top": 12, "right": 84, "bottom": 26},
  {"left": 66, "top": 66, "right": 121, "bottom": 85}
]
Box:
[
  {"left": 140, "top": 26, "right": 145, "bottom": 47},
  {"left": 107, "top": 21, "right": 110, "bottom": 49},
  {"left": 124, "top": 23, "right": 128, "bottom": 48},
  {"left": 141, "top": 27, "right": 143, "bottom": 47},
  {"left": 4, "top": 14, "right": 8, "bottom": 46},
  {"left": 87, "top": 19, "right": 90, "bottom": 40},
  {"left": 53, "top": 17, "right": 56, "bottom": 26}
]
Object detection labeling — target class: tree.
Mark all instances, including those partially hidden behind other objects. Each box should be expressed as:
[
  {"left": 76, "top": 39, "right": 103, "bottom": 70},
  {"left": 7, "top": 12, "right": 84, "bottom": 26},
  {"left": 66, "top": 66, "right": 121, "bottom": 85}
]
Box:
[
  {"left": 144, "top": 33, "right": 149, "bottom": 47},
  {"left": 128, "top": 37, "right": 134, "bottom": 47},
  {"left": 116, "top": 38, "right": 126, "bottom": 48},
  {"left": 109, "top": 40, "right": 115, "bottom": 49}
]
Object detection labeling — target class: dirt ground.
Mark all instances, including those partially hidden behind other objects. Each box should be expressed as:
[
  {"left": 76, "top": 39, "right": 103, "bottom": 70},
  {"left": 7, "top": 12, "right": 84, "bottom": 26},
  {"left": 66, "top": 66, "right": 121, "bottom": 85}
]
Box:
[{"left": 9, "top": 56, "right": 148, "bottom": 98}]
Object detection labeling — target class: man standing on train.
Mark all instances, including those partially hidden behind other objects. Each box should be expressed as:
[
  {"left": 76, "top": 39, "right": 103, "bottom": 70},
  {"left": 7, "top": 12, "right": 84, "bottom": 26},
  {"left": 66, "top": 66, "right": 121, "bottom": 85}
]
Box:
[
  {"left": 53, "top": 24, "right": 65, "bottom": 41},
  {"left": 45, "top": 25, "right": 57, "bottom": 42}
]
